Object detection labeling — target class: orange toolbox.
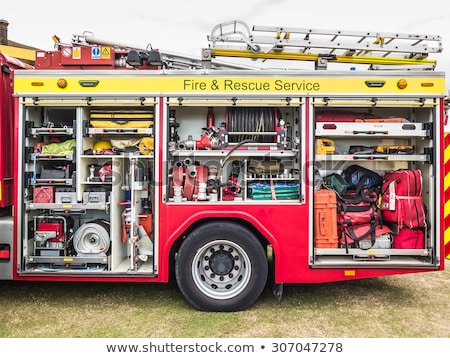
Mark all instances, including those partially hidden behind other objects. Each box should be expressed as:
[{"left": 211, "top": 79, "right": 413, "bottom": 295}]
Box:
[{"left": 314, "top": 189, "right": 338, "bottom": 248}]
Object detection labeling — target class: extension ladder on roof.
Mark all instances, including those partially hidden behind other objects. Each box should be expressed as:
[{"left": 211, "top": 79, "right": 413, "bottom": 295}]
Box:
[{"left": 204, "top": 20, "right": 443, "bottom": 69}]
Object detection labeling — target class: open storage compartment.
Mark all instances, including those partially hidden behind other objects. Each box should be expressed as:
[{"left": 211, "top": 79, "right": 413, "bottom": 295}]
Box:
[
  {"left": 18, "top": 102, "right": 156, "bottom": 275},
  {"left": 165, "top": 98, "right": 303, "bottom": 204},
  {"left": 311, "top": 97, "right": 438, "bottom": 267}
]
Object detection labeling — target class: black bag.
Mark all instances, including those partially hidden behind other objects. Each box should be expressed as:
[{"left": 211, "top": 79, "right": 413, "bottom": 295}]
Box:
[{"left": 343, "top": 165, "right": 382, "bottom": 193}]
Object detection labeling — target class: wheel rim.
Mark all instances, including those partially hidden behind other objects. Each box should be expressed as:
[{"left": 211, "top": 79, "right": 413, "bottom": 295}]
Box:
[{"left": 191, "top": 240, "right": 251, "bottom": 300}]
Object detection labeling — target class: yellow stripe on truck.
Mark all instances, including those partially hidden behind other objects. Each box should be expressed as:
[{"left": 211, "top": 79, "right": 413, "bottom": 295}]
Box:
[{"left": 14, "top": 75, "right": 446, "bottom": 95}]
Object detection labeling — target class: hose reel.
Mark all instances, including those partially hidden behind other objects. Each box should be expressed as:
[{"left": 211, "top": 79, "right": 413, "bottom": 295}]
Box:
[
  {"left": 226, "top": 107, "right": 280, "bottom": 143},
  {"left": 73, "top": 219, "right": 110, "bottom": 255}
]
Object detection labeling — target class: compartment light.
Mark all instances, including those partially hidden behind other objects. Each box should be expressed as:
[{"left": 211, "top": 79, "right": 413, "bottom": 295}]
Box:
[
  {"left": 57, "top": 78, "right": 67, "bottom": 88},
  {"left": 397, "top": 79, "right": 408, "bottom": 89}
]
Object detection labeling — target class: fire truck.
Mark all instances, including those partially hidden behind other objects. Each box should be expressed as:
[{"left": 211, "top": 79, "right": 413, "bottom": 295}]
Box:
[
  {"left": 0, "top": 50, "right": 31, "bottom": 259},
  {"left": 1, "top": 21, "right": 447, "bottom": 311}
]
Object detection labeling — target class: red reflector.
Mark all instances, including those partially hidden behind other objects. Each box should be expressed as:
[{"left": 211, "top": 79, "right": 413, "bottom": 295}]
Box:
[
  {"left": 0, "top": 249, "right": 9, "bottom": 260},
  {"left": 322, "top": 123, "right": 337, "bottom": 130}
]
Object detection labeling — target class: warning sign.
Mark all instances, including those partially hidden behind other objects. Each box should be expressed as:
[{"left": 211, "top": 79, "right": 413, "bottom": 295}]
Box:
[
  {"left": 101, "top": 47, "right": 111, "bottom": 59},
  {"left": 62, "top": 47, "right": 72, "bottom": 58},
  {"left": 72, "top": 47, "right": 81, "bottom": 59}
]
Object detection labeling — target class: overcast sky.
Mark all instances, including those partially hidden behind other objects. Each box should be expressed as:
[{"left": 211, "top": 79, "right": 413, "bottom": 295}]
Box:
[{"left": 2, "top": 0, "right": 449, "bottom": 92}]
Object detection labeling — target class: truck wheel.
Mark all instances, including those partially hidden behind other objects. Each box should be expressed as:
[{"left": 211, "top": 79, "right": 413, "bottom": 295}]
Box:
[{"left": 175, "top": 221, "right": 268, "bottom": 312}]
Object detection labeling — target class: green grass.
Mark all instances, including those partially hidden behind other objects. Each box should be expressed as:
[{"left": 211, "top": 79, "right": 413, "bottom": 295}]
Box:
[{"left": 1, "top": 261, "right": 449, "bottom": 338}]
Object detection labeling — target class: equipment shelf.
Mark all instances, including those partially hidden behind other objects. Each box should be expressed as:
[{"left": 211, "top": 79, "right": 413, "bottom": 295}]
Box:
[
  {"left": 32, "top": 153, "right": 74, "bottom": 161},
  {"left": 315, "top": 122, "right": 430, "bottom": 138},
  {"left": 29, "top": 127, "right": 74, "bottom": 136},
  {"left": 315, "top": 154, "right": 429, "bottom": 162},
  {"left": 171, "top": 149, "right": 297, "bottom": 158},
  {"left": 26, "top": 202, "right": 109, "bottom": 211},
  {"left": 315, "top": 248, "right": 430, "bottom": 256},
  {"left": 25, "top": 255, "right": 109, "bottom": 266},
  {"left": 85, "top": 127, "right": 153, "bottom": 135}
]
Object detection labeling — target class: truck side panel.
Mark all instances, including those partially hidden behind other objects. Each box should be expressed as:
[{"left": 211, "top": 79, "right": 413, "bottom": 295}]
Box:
[{"left": 0, "top": 54, "right": 15, "bottom": 208}]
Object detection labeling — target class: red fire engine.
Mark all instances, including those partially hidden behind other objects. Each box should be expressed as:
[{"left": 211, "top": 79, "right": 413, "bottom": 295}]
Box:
[
  {"left": 0, "top": 21, "right": 447, "bottom": 311},
  {"left": 0, "top": 51, "right": 31, "bottom": 275}
]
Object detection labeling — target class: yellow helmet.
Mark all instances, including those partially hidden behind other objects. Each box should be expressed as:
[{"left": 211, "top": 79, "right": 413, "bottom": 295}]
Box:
[{"left": 93, "top": 140, "right": 112, "bottom": 151}]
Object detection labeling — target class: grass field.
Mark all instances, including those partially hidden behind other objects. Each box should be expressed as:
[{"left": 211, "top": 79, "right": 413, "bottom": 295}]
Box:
[{"left": 1, "top": 260, "right": 449, "bottom": 338}]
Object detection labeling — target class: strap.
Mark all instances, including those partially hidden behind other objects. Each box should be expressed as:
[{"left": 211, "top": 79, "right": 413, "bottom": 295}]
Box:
[
  {"left": 31, "top": 153, "right": 37, "bottom": 185},
  {"left": 395, "top": 195, "right": 423, "bottom": 200},
  {"left": 381, "top": 178, "right": 399, "bottom": 196},
  {"left": 343, "top": 220, "right": 379, "bottom": 251},
  {"left": 270, "top": 179, "right": 277, "bottom": 200},
  {"left": 354, "top": 174, "right": 369, "bottom": 197}
]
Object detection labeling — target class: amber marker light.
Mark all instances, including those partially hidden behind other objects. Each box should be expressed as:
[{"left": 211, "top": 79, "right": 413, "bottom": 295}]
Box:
[
  {"left": 397, "top": 79, "right": 408, "bottom": 89},
  {"left": 57, "top": 78, "right": 68, "bottom": 89},
  {"left": 31, "top": 82, "right": 44, "bottom": 86},
  {"left": 421, "top": 82, "right": 434, "bottom": 87}
]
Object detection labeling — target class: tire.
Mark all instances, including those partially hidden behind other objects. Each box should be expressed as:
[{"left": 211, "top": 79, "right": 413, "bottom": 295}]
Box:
[{"left": 175, "top": 221, "right": 268, "bottom": 312}]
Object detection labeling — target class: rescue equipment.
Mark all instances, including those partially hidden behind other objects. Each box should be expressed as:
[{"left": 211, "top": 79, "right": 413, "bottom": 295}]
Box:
[
  {"left": 138, "top": 137, "right": 154, "bottom": 156},
  {"left": 89, "top": 109, "right": 154, "bottom": 129},
  {"left": 343, "top": 165, "right": 383, "bottom": 193},
  {"left": 206, "top": 20, "right": 442, "bottom": 69},
  {"left": 315, "top": 110, "right": 381, "bottom": 122},
  {"left": 248, "top": 181, "right": 299, "bottom": 200},
  {"left": 41, "top": 139, "right": 76, "bottom": 155},
  {"left": 316, "top": 138, "right": 335, "bottom": 155},
  {"left": 337, "top": 188, "right": 382, "bottom": 251},
  {"left": 110, "top": 138, "right": 141, "bottom": 152},
  {"left": 226, "top": 107, "right": 281, "bottom": 145},
  {"left": 347, "top": 224, "right": 393, "bottom": 250},
  {"left": 93, "top": 140, "right": 113, "bottom": 152},
  {"left": 393, "top": 228, "right": 425, "bottom": 249},
  {"left": 33, "top": 186, "right": 55, "bottom": 203},
  {"left": 349, "top": 145, "right": 414, "bottom": 155},
  {"left": 323, "top": 173, "right": 348, "bottom": 195},
  {"left": 33, "top": 216, "right": 72, "bottom": 256},
  {"left": 314, "top": 189, "right": 339, "bottom": 248},
  {"left": 222, "top": 160, "right": 242, "bottom": 201},
  {"left": 380, "top": 169, "right": 426, "bottom": 230},
  {"left": 72, "top": 219, "right": 110, "bottom": 255}
]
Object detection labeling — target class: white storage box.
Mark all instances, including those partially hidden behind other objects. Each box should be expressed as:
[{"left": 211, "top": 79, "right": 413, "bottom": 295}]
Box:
[{"left": 359, "top": 233, "right": 392, "bottom": 249}]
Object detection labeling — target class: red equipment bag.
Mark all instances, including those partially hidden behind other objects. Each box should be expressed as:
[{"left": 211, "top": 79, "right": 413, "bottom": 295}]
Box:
[
  {"left": 337, "top": 189, "right": 381, "bottom": 251},
  {"left": 339, "top": 223, "right": 392, "bottom": 250},
  {"left": 337, "top": 190, "right": 380, "bottom": 226},
  {"left": 393, "top": 228, "right": 425, "bottom": 249},
  {"left": 380, "top": 169, "right": 426, "bottom": 229}
]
